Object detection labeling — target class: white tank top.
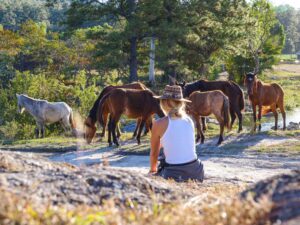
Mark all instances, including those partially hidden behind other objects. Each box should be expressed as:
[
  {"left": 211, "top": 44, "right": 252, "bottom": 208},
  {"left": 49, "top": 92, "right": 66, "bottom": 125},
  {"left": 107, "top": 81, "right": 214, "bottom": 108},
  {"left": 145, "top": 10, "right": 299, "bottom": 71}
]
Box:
[{"left": 161, "top": 115, "right": 197, "bottom": 164}]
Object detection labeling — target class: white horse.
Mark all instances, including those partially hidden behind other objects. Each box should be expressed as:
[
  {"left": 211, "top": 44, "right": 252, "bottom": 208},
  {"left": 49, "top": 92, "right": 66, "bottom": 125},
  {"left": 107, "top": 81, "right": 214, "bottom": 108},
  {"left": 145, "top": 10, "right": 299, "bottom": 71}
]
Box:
[{"left": 16, "top": 94, "right": 76, "bottom": 138}]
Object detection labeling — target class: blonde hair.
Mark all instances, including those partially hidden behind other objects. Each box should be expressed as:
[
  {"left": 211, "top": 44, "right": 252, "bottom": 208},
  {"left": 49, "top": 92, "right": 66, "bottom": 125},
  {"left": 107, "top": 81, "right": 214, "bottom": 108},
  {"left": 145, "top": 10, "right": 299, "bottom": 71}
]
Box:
[{"left": 160, "top": 99, "right": 186, "bottom": 119}]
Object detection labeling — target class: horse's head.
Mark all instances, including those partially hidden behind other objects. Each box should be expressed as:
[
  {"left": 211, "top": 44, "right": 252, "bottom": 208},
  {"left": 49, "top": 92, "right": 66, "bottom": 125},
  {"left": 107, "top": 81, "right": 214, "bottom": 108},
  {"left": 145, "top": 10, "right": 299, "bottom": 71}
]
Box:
[
  {"left": 176, "top": 81, "right": 190, "bottom": 97},
  {"left": 16, "top": 94, "right": 25, "bottom": 114},
  {"left": 152, "top": 97, "right": 166, "bottom": 118},
  {"left": 84, "top": 117, "right": 97, "bottom": 144},
  {"left": 244, "top": 72, "right": 257, "bottom": 96}
]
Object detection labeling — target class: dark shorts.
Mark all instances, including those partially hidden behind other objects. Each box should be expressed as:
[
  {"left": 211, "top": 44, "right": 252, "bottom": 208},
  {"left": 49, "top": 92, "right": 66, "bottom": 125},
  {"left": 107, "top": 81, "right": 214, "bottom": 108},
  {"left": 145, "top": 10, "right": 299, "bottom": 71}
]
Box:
[{"left": 158, "top": 159, "right": 204, "bottom": 182}]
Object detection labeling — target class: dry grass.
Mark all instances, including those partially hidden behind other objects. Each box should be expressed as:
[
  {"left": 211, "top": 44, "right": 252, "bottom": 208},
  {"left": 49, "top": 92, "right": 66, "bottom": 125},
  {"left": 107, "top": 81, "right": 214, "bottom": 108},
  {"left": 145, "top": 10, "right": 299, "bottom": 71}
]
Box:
[{"left": 0, "top": 188, "right": 272, "bottom": 225}]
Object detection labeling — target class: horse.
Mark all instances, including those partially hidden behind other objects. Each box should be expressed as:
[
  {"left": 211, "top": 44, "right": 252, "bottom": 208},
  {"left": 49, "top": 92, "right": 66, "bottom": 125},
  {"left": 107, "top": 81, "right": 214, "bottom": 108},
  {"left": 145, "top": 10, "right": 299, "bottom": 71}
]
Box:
[
  {"left": 97, "top": 88, "right": 165, "bottom": 146},
  {"left": 178, "top": 79, "right": 244, "bottom": 132},
  {"left": 244, "top": 72, "right": 286, "bottom": 131},
  {"left": 187, "top": 90, "right": 230, "bottom": 145},
  {"left": 84, "top": 82, "right": 150, "bottom": 144},
  {"left": 16, "top": 94, "right": 76, "bottom": 138}
]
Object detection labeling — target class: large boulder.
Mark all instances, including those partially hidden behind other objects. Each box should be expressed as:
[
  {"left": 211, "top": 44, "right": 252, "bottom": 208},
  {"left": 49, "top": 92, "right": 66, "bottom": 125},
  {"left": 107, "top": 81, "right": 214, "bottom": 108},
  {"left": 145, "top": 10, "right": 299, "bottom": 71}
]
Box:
[
  {"left": 241, "top": 170, "right": 300, "bottom": 223},
  {"left": 0, "top": 151, "right": 182, "bottom": 208}
]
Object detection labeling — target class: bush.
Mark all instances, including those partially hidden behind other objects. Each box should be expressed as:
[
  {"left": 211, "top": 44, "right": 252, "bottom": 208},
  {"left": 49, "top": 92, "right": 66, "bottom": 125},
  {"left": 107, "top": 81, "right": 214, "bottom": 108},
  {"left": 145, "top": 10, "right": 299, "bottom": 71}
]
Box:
[{"left": 0, "top": 70, "right": 99, "bottom": 140}]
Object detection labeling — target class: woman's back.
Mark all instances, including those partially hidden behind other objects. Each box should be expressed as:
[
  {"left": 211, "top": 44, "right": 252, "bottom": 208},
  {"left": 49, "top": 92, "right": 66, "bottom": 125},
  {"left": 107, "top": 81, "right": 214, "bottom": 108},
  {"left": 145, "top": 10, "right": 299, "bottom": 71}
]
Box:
[{"left": 161, "top": 115, "right": 197, "bottom": 164}]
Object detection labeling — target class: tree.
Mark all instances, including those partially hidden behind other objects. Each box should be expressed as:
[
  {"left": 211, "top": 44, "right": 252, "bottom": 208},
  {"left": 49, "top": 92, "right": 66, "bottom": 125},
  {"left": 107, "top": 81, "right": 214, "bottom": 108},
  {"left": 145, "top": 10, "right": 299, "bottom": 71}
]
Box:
[
  {"left": 225, "top": 0, "right": 285, "bottom": 82},
  {"left": 275, "top": 5, "right": 300, "bottom": 54},
  {"left": 246, "top": 0, "right": 285, "bottom": 73}
]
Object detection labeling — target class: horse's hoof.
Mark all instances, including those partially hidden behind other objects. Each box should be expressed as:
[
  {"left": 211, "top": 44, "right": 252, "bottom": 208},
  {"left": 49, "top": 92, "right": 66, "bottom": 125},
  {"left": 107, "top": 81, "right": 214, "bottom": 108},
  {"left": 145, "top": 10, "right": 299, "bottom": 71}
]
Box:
[{"left": 109, "top": 143, "right": 113, "bottom": 147}]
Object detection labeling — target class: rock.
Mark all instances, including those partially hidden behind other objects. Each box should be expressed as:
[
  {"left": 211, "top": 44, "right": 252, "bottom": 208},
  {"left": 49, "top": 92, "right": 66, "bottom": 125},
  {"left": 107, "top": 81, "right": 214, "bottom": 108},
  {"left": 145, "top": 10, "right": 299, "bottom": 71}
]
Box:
[
  {"left": 241, "top": 170, "right": 300, "bottom": 223},
  {"left": 0, "top": 151, "right": 183, "bottom": 208},
  {"left": 287, "top": 122, "right": 300, "bottom": 130}
]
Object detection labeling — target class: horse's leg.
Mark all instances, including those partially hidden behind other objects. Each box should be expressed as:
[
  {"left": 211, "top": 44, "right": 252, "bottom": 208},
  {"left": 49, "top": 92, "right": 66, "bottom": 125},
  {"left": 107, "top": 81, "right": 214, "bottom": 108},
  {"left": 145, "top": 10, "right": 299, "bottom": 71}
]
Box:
[
  {"left": 133, "top": 118, "right": 141, "bottom": 138},
  {"left": 195, "top": 116, "right": 204, "bottom": 143},
  {"left": 230, "top": 108, "right": 236, "bottom": 131},
  {"left": 258, "top": 104, "right": 262, "bottom": 131},
  {"left": 61, "top": 117, "right": 71, "bottom": 135},
  {"left": 252, "top": 103, "right": 257, "bottom": 131},
  {"left": 100, "top": 113, "right": 108, "bottom": 138},
  {"left": 201, "top": 117, "right": 207, "bottom": 132},
  {"left": 111, "top": 114, "right": 121, "bottom": 146},
  {"left": 215, "top": 113, "right": 224, "bottom": 145},
  {"left": 143, "top": 117, "right": 152, "bottom": 136},
  {"left": 136, "top": 118, "right": 146, "bottom": 145},
  {"left": 41, "top": 124, "right": 45, "bottom": 138},
  {"left": 35, "top": 125, "right": 39, "bottom": 139},
  {"left": 278, "top": 100, "right": 286, "bottom": 130},
  {"left": 116, "top": 122, "right": 121, "bottom": 138},
  {"left": 236, "top": 110, "right": 243, "bottom": 133},
  {"left": 217, "top": 123, "right": 224, "bottom": 145},
  {"left": 271, "top": 104, "right": 278, "bottom": 130},
  {"left": 107, "top": 116, "right": 113, "bottom": 146},
  {"left": 36, "top": 122, "right": 43, "bottom": 138}
]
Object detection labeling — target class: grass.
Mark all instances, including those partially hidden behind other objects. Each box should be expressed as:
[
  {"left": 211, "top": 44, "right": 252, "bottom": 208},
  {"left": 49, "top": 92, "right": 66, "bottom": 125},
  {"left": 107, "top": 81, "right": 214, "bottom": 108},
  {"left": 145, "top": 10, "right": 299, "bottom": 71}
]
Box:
[
  {"left": 263, "top": 64, "right": 300, "bottom": 110},
  {"left": 0, "top": 183, "right": 272, "bottom": 225},
  {"left": 279, "top": 54, "right": 297, "bottom": 61}
]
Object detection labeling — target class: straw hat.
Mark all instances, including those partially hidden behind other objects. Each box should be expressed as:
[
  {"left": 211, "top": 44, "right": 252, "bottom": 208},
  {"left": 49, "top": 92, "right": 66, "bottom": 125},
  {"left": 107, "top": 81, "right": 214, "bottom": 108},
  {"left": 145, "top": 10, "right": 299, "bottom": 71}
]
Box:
[{"left": 154, "top": 85, "right": 191, "bottom": 102}]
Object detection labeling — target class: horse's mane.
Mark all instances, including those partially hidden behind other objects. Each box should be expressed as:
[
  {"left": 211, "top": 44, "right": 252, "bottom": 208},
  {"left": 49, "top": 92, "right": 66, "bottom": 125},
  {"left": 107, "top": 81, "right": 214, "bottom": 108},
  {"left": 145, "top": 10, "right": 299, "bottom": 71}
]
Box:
[
  {"left": 87, "top": 86, "right": 113, "bottom": 123},
  {"left": 20, "top": 94, "right": 48, "bottom": 103}
]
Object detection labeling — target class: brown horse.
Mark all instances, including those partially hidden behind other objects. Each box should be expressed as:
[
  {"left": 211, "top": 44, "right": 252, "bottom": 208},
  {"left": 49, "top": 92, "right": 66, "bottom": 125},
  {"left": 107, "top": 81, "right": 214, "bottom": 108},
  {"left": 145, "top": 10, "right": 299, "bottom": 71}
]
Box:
[
  {"left": 187, "top": 90, "right": 230, "bottom": 145},
  {"left": 244, "top": 72, "right": 286, "bottom": 131},
  {"left": 84, "top": 82, "right": 149, "bottom": 144},
  {"left": 178, "top": 79, "right": 244, "bottom": 132},
  {"left": 98, "top": 88, "right": 165, "bottom": 146}
]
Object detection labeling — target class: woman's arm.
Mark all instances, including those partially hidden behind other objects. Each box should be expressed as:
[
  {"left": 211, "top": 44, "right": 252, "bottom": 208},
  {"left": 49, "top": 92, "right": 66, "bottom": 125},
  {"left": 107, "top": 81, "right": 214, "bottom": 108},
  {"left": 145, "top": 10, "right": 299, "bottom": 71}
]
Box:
[{"left": 150, "top": 120, "right": 161, "bottom": 173}]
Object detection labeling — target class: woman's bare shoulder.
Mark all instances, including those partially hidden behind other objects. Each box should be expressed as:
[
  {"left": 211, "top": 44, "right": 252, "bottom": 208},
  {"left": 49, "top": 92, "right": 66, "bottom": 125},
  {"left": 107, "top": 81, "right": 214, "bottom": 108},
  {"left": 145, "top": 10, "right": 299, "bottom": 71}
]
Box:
[
  {"left": 152, "top": 116, "right": 168, "bottom": 135},
  {"left": 153, "top": 116, "right": 168, "bottom": 126}
]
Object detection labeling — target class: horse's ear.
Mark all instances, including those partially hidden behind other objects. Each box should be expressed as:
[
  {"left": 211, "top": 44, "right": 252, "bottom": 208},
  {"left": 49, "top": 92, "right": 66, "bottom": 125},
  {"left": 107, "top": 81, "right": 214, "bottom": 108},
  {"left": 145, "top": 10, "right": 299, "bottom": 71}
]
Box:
[
  {"left": 168, "top": 75, "right": 177, "bottom": 85},
  {"left": 183, "top": 80, "right": 186, "bottom": 86}
]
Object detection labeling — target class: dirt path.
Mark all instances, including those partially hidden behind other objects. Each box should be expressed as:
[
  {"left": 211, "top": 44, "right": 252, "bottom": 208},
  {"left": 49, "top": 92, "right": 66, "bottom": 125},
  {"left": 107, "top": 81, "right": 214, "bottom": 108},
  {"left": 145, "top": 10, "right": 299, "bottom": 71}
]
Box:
[{"left": 48, "top": 133, "right": 300, "bottom": 185}]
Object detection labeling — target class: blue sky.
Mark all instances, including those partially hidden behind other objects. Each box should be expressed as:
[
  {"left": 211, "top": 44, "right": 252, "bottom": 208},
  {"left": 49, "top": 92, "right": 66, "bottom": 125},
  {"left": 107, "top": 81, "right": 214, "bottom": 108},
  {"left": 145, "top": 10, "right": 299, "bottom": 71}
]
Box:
[{"left": 269, "top": 0, "right": 300, "bottom": 9}]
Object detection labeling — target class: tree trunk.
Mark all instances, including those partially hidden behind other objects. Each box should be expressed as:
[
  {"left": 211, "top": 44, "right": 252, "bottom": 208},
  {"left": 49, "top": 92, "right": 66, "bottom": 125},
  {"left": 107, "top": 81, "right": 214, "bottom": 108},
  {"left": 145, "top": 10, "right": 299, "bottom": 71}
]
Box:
[
  {"left": 149, "top": 37, "right": 155, "bottom": 85},
  {"left": 129, "top": 36, "right": 138, "bottom": 82},
  {"left": 254, "top": 51, "right": 260, "bottom": 74}
]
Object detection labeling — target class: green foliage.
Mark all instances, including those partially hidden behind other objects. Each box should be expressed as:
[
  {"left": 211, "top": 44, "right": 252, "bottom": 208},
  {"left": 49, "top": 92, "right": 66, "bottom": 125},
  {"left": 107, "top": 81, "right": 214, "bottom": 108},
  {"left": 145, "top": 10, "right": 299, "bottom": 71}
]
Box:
[
  {"left": 0, "top": 70, "right": 98, "bottom": 140},
  {"left": 0, "top": 0, "right": 68, "bottom": 31},
  {"left": 225, "top": 0, "right": 285, "bottom": 82},
  {"left": 275, "top": 5, "right": 300, "bottom": 53}
]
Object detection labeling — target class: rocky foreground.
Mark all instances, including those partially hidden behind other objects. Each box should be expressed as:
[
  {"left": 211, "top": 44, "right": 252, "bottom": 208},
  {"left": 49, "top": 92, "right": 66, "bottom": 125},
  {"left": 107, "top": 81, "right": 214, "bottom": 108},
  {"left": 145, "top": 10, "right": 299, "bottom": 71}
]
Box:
[
  {"left": 0, "top": 151, "right": 299, "bottom": 224},
  {"left": 0, "top": 151, "right": 183, "bottom": 207}
]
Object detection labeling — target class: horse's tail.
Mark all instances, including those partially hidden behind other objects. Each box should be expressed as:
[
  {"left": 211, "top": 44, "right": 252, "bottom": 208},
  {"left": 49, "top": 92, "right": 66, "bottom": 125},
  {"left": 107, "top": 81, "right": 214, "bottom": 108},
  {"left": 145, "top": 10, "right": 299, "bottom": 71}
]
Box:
[
  {"left": 97, "top": 92, "right": 110, "bottom": 127},
  {"left": 222, "top": 96, "right": 231, "bottom": 130},
  {"left": 69, "top": 109, "right": 76, "bottom": 129},
  {"left": 231, "top": 81, "right": 245, "bottom": 111}
]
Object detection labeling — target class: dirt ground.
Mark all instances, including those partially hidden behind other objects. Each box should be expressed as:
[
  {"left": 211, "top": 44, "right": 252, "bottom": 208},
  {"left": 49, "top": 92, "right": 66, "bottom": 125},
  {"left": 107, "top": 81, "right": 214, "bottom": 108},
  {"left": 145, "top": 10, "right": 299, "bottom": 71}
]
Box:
[{"left": 44, "top": 132, "right": 300, "bottom": 186}]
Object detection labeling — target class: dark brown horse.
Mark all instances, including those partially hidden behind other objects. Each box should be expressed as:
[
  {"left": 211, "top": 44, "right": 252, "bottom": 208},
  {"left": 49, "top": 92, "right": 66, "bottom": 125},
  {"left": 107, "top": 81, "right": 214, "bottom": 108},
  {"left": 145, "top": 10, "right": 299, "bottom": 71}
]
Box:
[
  {"left": 98, "top": 88, "right": 165, "bottom": 146},
  {"left": 84, "top": 82, "right": 148, "bottom": 144},
  {"left": 187, "top": 90, "right": 230, "bottom": 145},
  {"left": 178, "top": 80, "right": 244, "bottom": 132},
  {"left": 244, "top": 72, "right": 286, "bottom": 131}
]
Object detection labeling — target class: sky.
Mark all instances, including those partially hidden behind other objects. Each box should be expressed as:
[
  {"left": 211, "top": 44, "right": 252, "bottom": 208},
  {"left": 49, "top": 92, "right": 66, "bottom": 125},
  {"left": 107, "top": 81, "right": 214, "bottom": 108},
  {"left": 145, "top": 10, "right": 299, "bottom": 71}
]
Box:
[{"left": 269, "top": 0, "right": 300, "bottom": 9}]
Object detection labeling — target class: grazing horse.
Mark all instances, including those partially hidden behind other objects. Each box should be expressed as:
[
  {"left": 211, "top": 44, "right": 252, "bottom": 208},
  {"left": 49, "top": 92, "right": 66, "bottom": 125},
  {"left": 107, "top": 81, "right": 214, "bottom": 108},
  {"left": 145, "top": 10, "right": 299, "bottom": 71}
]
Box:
[
  {"left": 187, "top": 91, "right": 230, "bottom": 145},
  {"left": 244, "top": 72, "right": 286, "bottom": 131},
  {"left": 97, "top": 88, "right": 165, "bottom": 146},
  {"left": 178, "top": 80, "right": 244, "bottom": 132},
  {"left": 84, "top": 82, "right": 150, "bottom": 144},
  {"left": 16, "top": 94, "right": 76, "bottom": 138}
]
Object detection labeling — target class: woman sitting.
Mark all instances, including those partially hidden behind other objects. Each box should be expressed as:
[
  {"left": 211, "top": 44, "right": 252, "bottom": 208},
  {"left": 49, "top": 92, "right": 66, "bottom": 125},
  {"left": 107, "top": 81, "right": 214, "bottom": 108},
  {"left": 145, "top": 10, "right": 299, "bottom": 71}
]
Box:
[{"left": 150, "top": 85, "right": 204, "bottom": 182}]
